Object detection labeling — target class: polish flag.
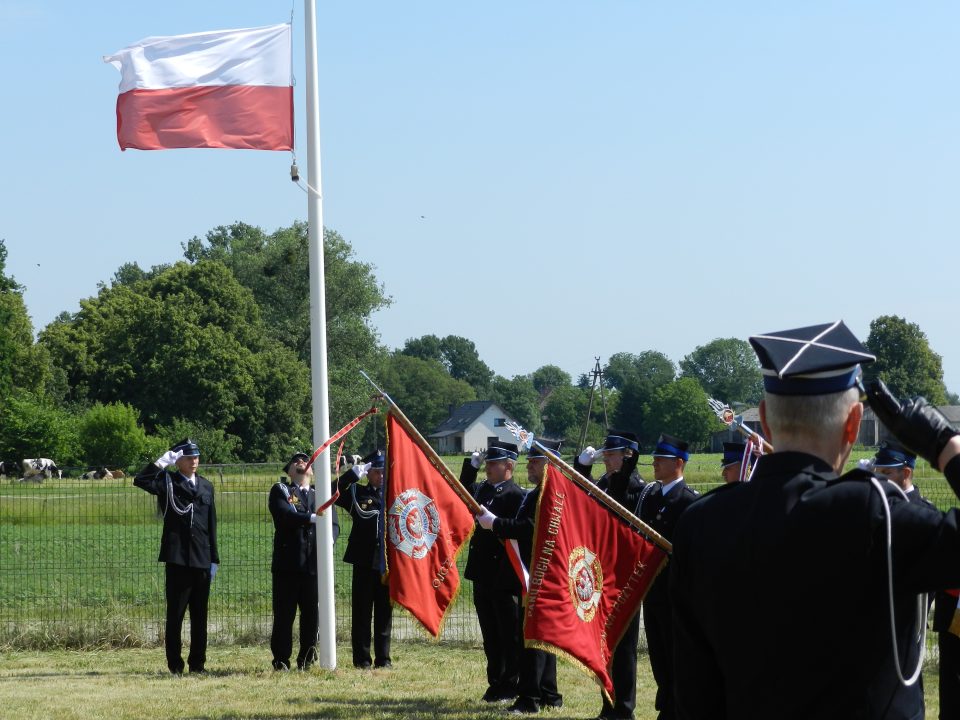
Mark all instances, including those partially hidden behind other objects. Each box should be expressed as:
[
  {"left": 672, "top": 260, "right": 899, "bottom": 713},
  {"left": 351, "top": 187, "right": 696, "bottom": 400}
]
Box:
[{"left": 104, "top": 24, "right": 293, "bottom": 151}]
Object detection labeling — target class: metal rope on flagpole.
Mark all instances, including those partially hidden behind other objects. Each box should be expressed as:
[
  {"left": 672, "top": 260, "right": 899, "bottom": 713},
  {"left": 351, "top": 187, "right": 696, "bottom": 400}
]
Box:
[{"left": 303, "top": 0, "right": 336, "bottom": 670}]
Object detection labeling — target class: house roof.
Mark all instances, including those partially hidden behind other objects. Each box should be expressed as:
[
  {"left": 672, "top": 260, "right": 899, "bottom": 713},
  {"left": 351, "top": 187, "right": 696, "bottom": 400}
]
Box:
[{"left": 429, "top": 400, "right": 503, "bottom": 436}]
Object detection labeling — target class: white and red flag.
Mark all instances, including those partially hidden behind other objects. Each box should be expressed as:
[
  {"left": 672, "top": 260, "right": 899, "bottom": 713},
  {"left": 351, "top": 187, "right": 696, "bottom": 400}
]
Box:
[{"left": 104, "top": 23, "right": 293, "bottom": 151}]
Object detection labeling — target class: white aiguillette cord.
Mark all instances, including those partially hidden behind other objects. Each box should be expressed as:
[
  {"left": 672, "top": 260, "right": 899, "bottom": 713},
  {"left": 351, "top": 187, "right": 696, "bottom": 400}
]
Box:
[
  {"left": 869, "top": 476, "right": 926, "bottom": 686},
  {"left": 164, "top": 472, "right": 195, "bottom": 528}
]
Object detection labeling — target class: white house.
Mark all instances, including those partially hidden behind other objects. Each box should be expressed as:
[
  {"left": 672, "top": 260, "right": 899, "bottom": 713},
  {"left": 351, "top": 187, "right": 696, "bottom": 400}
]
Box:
[{"left": 428, "top": 401, "right": 518, "bottom": 454}]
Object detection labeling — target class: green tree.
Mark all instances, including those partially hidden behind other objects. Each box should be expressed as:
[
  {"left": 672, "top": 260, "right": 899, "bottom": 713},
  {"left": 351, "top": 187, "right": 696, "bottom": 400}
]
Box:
[
  {"left": 679, "top": 338, "right": 763, "bottom": 406},
  {"left": 78, "top": 402, "right": 149, "bottom": 468},
  {"left": 401, "top": 335, "right": 494, "bottom": 396},
  {"left": 182, "top": 222, "right": 389, "bottom": 366},
  {"left": 39, "top": 260, "right": 310, "bottom": 461},
  {"left": 864, "top": 315, "right": 947, "bottom": 405},
  {"left": 0, "top": 240, "right": 53, "bottom": 400},
  {"left": 376, "top": 353, "right": 477, "bottom": 434},
  {"left": 642, "top": 377, "right": 722, "bottom": 450},
  {"left": 490, "top": 375, "right": 542, "bottom": 435},
  {"left": 0, "top": 391, "right": 80, "bottom": 465},
  {"left": 541, "top": 384, "right": 589, "bottom": 441},
  {"left": 606, "top": 351, "right": 675, "bottom": 444},
  {"left": 531, "top": 365, "right": 571, "bottom": 396}
]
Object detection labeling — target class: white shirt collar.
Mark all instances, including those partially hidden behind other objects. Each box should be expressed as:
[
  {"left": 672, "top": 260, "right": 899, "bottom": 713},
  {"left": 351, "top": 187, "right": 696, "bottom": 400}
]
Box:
[{"left": 661, "top": 477, "right": 684, "bottom": 495}]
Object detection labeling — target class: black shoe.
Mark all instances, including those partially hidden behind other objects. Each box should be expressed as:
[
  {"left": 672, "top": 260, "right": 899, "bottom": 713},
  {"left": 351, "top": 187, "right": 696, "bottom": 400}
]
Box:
[
  {"left": 509, "top": 697, "right": 540, "bottom": 714},
  {"left": 482, "top": 686, "right": 502, "bottom": 702},
  {"left": 189, "top": 667, "right": 206, "bottom": 674},
  {"left": 354, "top": 661, "right": 372, "bottom": 669},
  {"left": 169, "top": 667, "right": 184, "bottom": 675},
  {"left": 374, "top": 660, "right": 392, "bottom": 668},
  {"left": 540, "top": 696, "right": 563, "bottom": 709},
  {"left": 273, "top": 660, "right": 290, "bottom": 671}
]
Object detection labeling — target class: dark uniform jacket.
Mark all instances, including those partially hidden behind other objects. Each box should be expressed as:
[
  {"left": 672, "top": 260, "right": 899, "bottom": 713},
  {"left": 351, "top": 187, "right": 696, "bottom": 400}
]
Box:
[
  {"left": 269, "top": 481, "right": 317, "bottom": 575},
  {"left": 335, "top": 468, "right": 383, "bottom": 569},
  {"left": 134, "top": 463, "right": 219, "bottom": 568},
  {"left": 671, "top": 451, "right": 960, "bottom": 720},
  {"left": 460, "top": 461, "right": 525, "bottom": 591},
  {"left": 572, "top": 458, "right": 645, "bottom": 514},
  {"left": 637, "top": 478, "right": 698, "bottom": 606},
  {"left": 491, "top": 484, "right": 539, "bottom": 567}
]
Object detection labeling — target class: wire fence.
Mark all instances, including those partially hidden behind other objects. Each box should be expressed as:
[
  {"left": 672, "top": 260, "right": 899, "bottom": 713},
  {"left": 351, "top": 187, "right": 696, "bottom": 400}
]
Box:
[{"left": 0, "top": 454, "right": 954, "bottom": 653}]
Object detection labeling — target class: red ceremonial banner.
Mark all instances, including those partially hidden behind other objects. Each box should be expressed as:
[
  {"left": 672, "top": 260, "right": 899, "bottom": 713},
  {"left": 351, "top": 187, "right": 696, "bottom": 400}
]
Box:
[
  {"left": 385, "top": 413, "right": 475, "bottom": 637},
  {"left": 524, "top": 464, "right": 668, "bottom": 700}
]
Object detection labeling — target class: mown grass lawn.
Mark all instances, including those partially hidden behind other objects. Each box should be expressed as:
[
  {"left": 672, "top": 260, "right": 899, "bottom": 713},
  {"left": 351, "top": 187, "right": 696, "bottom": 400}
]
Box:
[{"left": 0, "top": 643, "right": 942, "bottom": 719}]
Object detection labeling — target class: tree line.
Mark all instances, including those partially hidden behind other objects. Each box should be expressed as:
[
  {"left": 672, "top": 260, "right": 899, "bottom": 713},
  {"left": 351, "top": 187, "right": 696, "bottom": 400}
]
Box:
[{"left": 0, "top": 224, "right": 952, "bottom": 467}]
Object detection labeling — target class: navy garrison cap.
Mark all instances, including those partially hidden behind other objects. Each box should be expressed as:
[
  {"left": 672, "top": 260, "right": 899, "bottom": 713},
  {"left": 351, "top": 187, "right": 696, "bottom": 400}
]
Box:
[
  {"left": 172, "top": 438, "right": 200, "bottom": 457},
  {"left": 653, "top": 434, "right": 689, "bottom": 461},
  {"left": 722, "top": 442, "right": 746, "bottom": 468},
  {"left": 749, "top": 321, "right": 875, "bottom": 396},
  {"left": 873, "top": 440, "right": 916, "bottom": 469},
  {"left": 283, "top": 452, "right": 310, "bottom": 474},
  {"left": 486, "top": 441, "right": 519, "bottom": 462},
  {"left": 364, "top": 449, "right": 386, "bottom": 469},
  {"left": 528, "top": 439, "right": 562, "bottom": 459},
  {"left": 599, "top": 431, "right": 640, "bottom": 454}
]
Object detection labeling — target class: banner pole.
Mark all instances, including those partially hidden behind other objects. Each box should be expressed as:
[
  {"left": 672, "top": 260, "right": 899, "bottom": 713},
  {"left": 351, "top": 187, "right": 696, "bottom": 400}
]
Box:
[
  {"left": 359, "top": 371, "right": 482, "bottom": 514},
  {"left": 541, "top": 443, "right": 671, "bottom": 553}
]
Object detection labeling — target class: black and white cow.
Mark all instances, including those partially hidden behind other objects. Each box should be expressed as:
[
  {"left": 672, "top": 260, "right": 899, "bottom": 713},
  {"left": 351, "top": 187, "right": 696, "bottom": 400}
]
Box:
[{"left": 21, "top": 458, "right": 61, "bottom": 481}]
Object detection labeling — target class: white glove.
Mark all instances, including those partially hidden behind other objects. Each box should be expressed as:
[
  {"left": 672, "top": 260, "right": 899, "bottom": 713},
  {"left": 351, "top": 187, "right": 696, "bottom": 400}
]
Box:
[
  {"left": 353, "top": 462, "right": 372, "bottom": 479},
  {"left": 578, "top": 446, "right": 596, "bottom": 466},
  {"left": 156, "top": 449, "right": 183, "bottom": 468},
  {"left": 210, "top": 563, "right": 219, "bottom": 581},
  {"left": 470, "top": 452, "right": 482, "bottom": 469},
  {"left": 309, "top": 513, "right": 318, "bottom": 524},
  {"left": 476, "top": 508, "right": 497, "bottom": 530}
]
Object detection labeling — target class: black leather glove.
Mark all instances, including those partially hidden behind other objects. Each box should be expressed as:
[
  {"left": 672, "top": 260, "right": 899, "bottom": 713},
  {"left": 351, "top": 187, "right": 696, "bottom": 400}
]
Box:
[
  {"left": 866, "top": 379, "right": 959, "bottom": 470},
  {"left": 621, "top": 450, "right": 640, "bottom": 477}
]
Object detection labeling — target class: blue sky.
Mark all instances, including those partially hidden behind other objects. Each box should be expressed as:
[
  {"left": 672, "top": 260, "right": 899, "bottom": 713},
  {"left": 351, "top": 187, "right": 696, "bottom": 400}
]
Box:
[{"left": 2, "top": 1, "right": 958, "bottom": 394}]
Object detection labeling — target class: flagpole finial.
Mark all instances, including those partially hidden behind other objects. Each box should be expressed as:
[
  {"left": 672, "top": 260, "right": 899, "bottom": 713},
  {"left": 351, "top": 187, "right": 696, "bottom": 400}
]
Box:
[{"left": 504, "top": 420, "right": 534, "bottom": 451}]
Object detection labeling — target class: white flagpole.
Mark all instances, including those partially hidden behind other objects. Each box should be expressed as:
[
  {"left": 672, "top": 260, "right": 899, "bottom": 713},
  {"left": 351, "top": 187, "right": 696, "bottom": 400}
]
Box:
[{"left": 304, "top": 0, "right": 336, "bottom": 669}]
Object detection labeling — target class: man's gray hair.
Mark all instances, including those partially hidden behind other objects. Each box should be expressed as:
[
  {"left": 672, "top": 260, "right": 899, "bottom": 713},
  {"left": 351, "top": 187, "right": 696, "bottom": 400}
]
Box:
[{"left": 764, "top": 387, "right": 861, "bottom": 442}]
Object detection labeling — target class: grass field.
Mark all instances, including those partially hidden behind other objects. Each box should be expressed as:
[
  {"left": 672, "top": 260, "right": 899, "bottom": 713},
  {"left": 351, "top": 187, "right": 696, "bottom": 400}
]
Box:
[
  {"left": 0, "top": 450, "right": 953, "bottom": 718},
  {"left": 0, "top": 643, "right": 941, "bottom": 719}
]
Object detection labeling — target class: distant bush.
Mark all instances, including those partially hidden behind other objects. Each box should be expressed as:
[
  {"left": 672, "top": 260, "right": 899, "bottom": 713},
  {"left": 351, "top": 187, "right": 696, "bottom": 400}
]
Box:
[
  {"left": 0, "top": 391, "right": 80, "bottom": 464},
  {"left": 78, "top": 402, "right": 149, "bottom": 468}
]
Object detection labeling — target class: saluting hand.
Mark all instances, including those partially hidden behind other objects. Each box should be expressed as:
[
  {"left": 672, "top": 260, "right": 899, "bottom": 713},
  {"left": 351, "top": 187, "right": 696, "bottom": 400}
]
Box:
[{"left": 867, "top": 379, "right": 959, "bottom": 470}]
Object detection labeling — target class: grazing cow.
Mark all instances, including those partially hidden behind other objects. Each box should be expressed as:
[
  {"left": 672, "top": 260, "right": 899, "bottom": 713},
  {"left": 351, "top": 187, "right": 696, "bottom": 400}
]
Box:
[{"left": 21, "top": 458, "right": 61, "bottom": 481}]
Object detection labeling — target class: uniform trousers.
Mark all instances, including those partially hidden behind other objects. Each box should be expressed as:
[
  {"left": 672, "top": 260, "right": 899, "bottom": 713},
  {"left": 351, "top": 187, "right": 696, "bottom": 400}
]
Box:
[
  {"left": 351, "top": 565, "right": 392, "bottom": 667},
  {"left": 271, "top": 571, "right": 319, "bottom": 669},
  {"left": 164, "top": 563, "right": 210, "bottom": 673},
  {"left": 473, "top": 582, "right": 521, "bottom": 694},
  {"left": 941, "top": 631, "right": 960, "bottom": 719},
  {"left": 599, "top": 610, "right": 641, "bottom": 719},
  {"left": 643, "top": 599, "right": 676, "bottom": 720},
  {"left": 517, "top": 646, "right": 561, "bottom": 705}
]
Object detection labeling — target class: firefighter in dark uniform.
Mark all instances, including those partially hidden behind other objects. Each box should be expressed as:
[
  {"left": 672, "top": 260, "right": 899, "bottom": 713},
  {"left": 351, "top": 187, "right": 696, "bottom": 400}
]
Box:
[
  {"left": 134, "top": 438, "right": 219, "bottom": 674},
  {"left": 477, "top": 438, "right": 565, "bottom": 714},
  {"left": 336, "top": 449, "right": 392, "bottom": 668},
  {"left": 720, "top": 441, "right": 747, "bottom": 484},
  {"left": 574, "top": 431, "right": 645, "bottom": 720},
  {"left": 460, "top": 440, "right": 526, "bottom": 702},
  {"left": 268, "top": 452, "right": 340, "bottom": 671},
  {"left": 635, "top": 433, "right": 697, "bottom": 720},
  {"left": 671, "top": 320, "right": 960, "bottom": 719}
]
